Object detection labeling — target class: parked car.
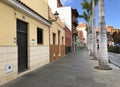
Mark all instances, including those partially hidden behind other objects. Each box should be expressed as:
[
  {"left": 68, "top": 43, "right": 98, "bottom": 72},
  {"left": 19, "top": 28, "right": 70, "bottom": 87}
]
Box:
[{"left": 115, "top": 43, "right": 120, "bottom": 47}]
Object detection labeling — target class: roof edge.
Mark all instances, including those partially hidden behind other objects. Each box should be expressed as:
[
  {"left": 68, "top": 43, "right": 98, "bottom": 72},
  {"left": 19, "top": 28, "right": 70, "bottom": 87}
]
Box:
[{"left": 1, "top": 0, "right": 51, "bottom": 26}]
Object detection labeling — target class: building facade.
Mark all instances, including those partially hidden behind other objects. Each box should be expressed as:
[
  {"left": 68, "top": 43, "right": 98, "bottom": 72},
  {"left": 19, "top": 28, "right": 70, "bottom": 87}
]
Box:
[
  {"left": 64, "top": 26, "right": 72, "bottom": 54},
  {"left": 49, "top": 8, "right": 65, "bottom": 62},
  {"left": 96, "top": 26, "right": 120, "bottom": 46},
  {"left": 48, "top": 0, "right": 79, "bottom": 53},
  {"left": 0, "top": 0, "right": 50, "bottom": 85},
  {"left": 76, "top": 23, "right": 87, "bottom": 47},
  {"left": 72, "top": 9, "right": 79, "bottom": 52}
]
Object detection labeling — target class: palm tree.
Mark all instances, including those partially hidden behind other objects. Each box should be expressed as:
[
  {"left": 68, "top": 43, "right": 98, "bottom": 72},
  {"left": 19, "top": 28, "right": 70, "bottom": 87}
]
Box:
[
  {"left": 97, "top": 0, "right": 111, "bottom": 70},
  {"left": 80, "top": 11, "right": 91, "bottom": 51},
  {"left": 81, "top": 0, "right": 93, "bottom": 55},
  {"left": 92, "top": 0, "right": 98, "bottom": 59}
]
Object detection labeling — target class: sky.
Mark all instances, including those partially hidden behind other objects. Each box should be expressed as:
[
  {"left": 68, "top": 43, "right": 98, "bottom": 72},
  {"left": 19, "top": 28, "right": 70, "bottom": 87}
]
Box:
[{"left": 61, "top": 0, "right": 120, "bottom": 29}]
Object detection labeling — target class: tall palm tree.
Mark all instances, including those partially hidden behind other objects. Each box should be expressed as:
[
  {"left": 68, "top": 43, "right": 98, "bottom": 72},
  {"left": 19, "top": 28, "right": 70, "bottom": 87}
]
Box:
[
  {"left": 80, "top": 11, "right": 90, "bottom": 51},
  {"left": 97, "top": 0, "right": 111, "bottom": 69},
  {"left": 81, "top": 0, "right": 93, "bottom": 55},
  {"left": 92, "top": 0, "right": 98, "bottom": 59}
]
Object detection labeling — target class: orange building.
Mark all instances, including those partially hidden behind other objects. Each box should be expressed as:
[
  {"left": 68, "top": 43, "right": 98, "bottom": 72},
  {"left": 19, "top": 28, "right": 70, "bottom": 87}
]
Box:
[{"left": 96, "top": 26, "right": 120, "bottom": 46}]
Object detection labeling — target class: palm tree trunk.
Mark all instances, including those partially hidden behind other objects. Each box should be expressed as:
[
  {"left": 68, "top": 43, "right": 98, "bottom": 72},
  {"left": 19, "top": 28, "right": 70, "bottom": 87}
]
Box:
[
  {"left": 92, "top": 0, "right": 97, "bottom": 59},
  {"left": 98, "top": 0, "right": 110, "bottom": 69},
  {"left": 87, "top": 25, "right": 90, "bottom": 51},
  {"left": 87, "top": 21, "right": 92, "bottom": 55},
  {"left": 89, "top": 16, "right": 93, "bottom": 56}
]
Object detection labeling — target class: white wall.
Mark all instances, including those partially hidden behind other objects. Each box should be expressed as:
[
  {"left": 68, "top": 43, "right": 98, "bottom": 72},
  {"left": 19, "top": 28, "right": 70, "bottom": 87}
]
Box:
[
  {"left": 57, "top": 7, "right": 72, "bottom": 31},
  {"left": 48, "top": 0, "right": 72, "bottom": 31},
  {"left": 48, "top": 0, "right": 57, "bottom": 13}
]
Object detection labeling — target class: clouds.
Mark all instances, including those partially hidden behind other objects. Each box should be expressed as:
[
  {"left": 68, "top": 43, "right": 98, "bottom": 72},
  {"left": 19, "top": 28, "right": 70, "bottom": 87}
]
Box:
[{"left": 60, "top": 0, "right": 73, "bottom": 5}]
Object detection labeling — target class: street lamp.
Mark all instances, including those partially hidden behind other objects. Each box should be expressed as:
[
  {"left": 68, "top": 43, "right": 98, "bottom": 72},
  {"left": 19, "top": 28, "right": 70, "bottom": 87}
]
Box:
[{"left": 50, "top": 11, "right": 59, "bottom": 22}]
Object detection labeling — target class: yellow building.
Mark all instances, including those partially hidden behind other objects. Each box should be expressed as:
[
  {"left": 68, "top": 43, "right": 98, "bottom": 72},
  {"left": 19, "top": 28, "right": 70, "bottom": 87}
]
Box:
[
  {"left": 49, "top": 8, "right": 65, "bottom": 62},
  {"left": 0, "top": 0, "right": 51, "bottom": 85}
]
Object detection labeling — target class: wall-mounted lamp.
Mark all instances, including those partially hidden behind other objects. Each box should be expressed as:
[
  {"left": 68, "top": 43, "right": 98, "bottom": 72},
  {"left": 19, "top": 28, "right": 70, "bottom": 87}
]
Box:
[{"left": 50, "top": 11, "right": 59, "bottom": 22}]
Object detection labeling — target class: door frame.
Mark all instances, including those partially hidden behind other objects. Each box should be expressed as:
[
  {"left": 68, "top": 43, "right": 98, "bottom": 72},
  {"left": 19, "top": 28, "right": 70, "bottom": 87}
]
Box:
[{"left": 17, "top": 19, "right": 28, "bottom": 73}]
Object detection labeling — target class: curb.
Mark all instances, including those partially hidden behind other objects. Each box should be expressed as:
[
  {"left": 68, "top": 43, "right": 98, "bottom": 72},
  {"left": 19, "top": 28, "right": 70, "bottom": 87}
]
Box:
[{"left": 109, "top": 59, "right": 120, "bottom": 68}]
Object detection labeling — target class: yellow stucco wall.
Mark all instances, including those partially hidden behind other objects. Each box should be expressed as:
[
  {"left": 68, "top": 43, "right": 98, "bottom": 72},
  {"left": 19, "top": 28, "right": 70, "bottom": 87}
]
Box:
[
  {"left": 0, "top": 2, "right": 16, "bottom": 46},
  {"left": 49, "top": 9, "right": 65, "bottom": 45},
  {"left": 0, "top": 2, "right": 50, "bottom": 85},
  {"left": 50, "top": 20, "right": 65, "bottom": 45},
  {"left": 20, "top": 0, "right": 48, "bottom": 19},
  {"left": 15, "top": 11, "right": 49, "bottom": 46},
  {"left": 0, "top": 2, "right": 49, "bottom": 46}
]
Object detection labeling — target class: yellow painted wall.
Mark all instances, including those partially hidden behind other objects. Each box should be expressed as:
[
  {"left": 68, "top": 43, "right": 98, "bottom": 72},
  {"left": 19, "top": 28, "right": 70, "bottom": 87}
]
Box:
[
  {"left": 14, "top": 11, "right": 49, "bottom": 46},
  {"left": 0, "top": 2, "right": 50, "bottom": 85},
  {"left": 0, "top": 2, "right": 49, "bottom": 46},
  {"left": 20, "top": 0, "right": 48, "bottom": 19},
  {"left": 0, "top": 2, "right": 16, "bottom": 46},
  {"left": 49, "top": 9, "right": 65, "bottom": 45},
  {"left": 50, "top": 21, "right": 65, "bottom": 45}
]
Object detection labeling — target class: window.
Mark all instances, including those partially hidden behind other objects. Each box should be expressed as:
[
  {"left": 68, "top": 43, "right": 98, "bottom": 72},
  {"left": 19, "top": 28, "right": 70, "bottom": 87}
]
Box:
[
  {"left": 53, "top": 33, "right": 56, "bottom": 45},
  {"left": 62, "top": 36, "right": 64, "bottom": 45},
  {"left": 37, "top": 28, "right": 43, "bottom": 44}
]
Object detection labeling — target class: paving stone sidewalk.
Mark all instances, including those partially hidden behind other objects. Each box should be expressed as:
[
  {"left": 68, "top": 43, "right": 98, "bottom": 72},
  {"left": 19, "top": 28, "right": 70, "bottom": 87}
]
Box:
[{"left": 1, "top": 49, "right": 120, "bottom": 87}]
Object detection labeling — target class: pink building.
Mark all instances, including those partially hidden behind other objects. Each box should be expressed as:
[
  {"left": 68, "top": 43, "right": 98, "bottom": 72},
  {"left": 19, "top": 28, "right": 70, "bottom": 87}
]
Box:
[
  {"left": 64, "top": 26, "right": 72, "bottom": 54},
  {"left": 76, "top": 23, "right": 87, "bottom": 47}
]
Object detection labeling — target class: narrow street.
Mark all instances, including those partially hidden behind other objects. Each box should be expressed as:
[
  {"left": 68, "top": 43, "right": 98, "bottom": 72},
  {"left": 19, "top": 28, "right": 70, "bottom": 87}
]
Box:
[
  {"left": 109, "top": 52, "right": 120, "bottom": 68},
  {"left": 1, "top": 0, "right": 120, "bottom": 86},
  {"left": 1, "top": 49, "right": 120, "bottom": 87}
]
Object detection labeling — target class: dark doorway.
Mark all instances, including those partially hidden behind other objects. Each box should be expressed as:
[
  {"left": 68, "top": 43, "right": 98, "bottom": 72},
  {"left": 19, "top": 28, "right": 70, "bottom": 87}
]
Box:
[
  {"left": 17, "top": 19, "right": 28, "bottom": 73},
  {"left": 58, "top": 31, "right": 60, "bottom": 55}
]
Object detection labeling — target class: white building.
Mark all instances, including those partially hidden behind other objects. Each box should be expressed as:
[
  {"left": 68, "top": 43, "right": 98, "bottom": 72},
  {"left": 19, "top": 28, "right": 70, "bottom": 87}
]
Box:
[{"left": 48, "top": 0, "right": 72, "bottom": 31}]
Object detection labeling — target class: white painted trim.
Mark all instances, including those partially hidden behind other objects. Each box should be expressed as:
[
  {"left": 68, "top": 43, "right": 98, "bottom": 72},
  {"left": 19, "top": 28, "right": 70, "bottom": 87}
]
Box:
[{"left": 2, "top": 0, "right": 51, "bottom": 26}]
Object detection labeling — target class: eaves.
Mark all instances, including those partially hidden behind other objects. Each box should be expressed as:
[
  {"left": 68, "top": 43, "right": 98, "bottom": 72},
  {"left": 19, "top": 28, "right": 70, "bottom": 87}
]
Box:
[{"left": 1, "top": 0, "right": 51, "bottom": 27}]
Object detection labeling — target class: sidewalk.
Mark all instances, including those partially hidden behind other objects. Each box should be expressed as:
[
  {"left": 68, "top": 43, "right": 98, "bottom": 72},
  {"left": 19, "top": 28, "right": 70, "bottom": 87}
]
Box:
[{"left": 1, "top": 49, "right": 120, "bottom": 87}]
